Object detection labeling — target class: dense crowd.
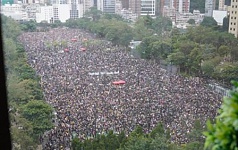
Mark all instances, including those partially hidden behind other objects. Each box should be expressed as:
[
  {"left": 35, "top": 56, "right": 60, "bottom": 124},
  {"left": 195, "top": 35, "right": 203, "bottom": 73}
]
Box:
[{"left": 18, "top": 28, "right": 223, "bottom": 150}]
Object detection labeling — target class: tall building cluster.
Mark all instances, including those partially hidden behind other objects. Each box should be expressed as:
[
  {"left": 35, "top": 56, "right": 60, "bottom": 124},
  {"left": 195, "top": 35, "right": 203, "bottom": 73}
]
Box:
[{"left": 1, "top": 0, "right": 238, "bottom": 37}]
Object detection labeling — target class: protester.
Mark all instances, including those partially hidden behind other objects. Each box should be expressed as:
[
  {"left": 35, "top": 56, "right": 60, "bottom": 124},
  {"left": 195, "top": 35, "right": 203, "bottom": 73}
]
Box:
[{"left": 19, "top": 28, "right": 223, "bottom": 149}]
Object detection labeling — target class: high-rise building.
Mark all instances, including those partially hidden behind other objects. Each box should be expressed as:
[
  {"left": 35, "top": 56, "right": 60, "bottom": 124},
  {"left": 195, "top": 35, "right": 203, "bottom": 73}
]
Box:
[
  {"left": 172, "top": 0, "right": 190, "bottom": 13},
  {"left": 219, "top": 0, "right": 225, "bottom": 10},
  {"left": 97, "top": 0, "right": 116, "bottom": 13},
  {"left": 155, "top": 0, "right": 165, "bottom": 16},
  {"left": 36, "top": 6, "right": 54, "bottom": 22},
  {"left": 53, "top": 4, "right": 71, "bottom": 22},
  {"left": 129, "top": 0, "right": 141, "bottom": 15},
  {"left": 205, "top": 0, "right": 216, "bottom": 16},
  {"left": 228, "top": 0, "right": 238, "bottom": 37},
  {"left": 120, "top": 0, "right": 129, "bottom": 9},
  {"left": 1, "top": 4, "right": 28, "bottom": 21},
  {"left": 82, "top": 0, "right": 94, "bottom": 14},
  {"left": 140, "top": 0, "right": 156, "bottom": 16},
  {"left": 164, "top": 0, "right": 170, "bottom": 6}
]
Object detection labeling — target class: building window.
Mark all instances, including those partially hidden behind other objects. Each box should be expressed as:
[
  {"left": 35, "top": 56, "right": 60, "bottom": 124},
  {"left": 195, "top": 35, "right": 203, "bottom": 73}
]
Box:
[
  {"left": 235, "top": 17, "right": 237, "bottom": 19},
  {"left": 231, "top": 17, "right": 233, "bottom": 19},
  {"left": 231, "top": 22, "right": 233, "bottom": 25},
  {"left": 235, "top": 23, "right": 236, "bottom": 25},
  {"left": 230, "top": 28, "right": 232, "bottom": 30},
  {"left": 234, "top": 28, "right": 235, "bottom": 31}
]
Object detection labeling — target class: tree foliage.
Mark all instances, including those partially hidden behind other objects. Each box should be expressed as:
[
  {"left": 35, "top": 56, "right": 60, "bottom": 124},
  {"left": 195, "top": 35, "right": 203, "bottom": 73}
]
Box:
[
  {"left": 190, "top": 0, "right": 205, "bottom": 13},
  {"left": 204, "top": 81, "right": 238, "bottom": 150},
  {"left": 22, "top": 100, "right": 53, "bottom": 137},
  {"left": 72, "top": 123, "right": 204, "bottom": 150},
  {"left": 65, "top": 9, "right": 134, "bottom": 46},
  {"left": 136, "top": 24, "right": 238, "bottom": 85},
  {"left": 2, "top": 15, "right": 53, "bottom": 147},
  {"left": 200, "top": 17, "right": 218, "bottom": 28},
  {"left": 187, "top": 19, "right": 195, "bottom": 25}
]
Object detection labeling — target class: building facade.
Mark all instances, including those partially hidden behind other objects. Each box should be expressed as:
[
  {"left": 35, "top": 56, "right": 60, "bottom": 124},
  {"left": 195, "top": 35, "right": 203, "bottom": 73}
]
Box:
[
  {"left": 1, "top": 4, "right": 28, "bottom": 21},
  {"left": 115, "top": 0, "right": 122, "bottom": 14},
  {"left": 140, "top": 0, "right": 156, "bottom": 16},
  {"left": 82, "top": 0, "right": 94, "bottom": 14},
  {"left": 163, "top": 5, "right": 176, "bottom": 22},
  {"left": 172, "top": 0, "right": 190, "bottom": 13},
  {"left": 53, "top": 4, "right": 70, "bottom": 22},
  {"left": 219, "top": 0, "right": 225, "bottom": 10},
  {"left": 97, "top": 0, "right": 116, "bottom": 13},
  {"left": 205, "top": 0, "right": 216, "bottom": 16},
  {"left": 129, "top": 0, "right": 141, "bottom": 15},
  {"left": 212, "top": 10, "right": 227, "bottom": 25},
  {"left": 228, "top": 0, "right": 238, "bottom": 37},
  {"left": 120, "top": 0, "right": 129, "bottom": 9},
  {"left": 163, "top": 0, "right": 171, "bottom": 6},
  {"left": 35, "top": 5, "right": 53, "bottom": 23}
]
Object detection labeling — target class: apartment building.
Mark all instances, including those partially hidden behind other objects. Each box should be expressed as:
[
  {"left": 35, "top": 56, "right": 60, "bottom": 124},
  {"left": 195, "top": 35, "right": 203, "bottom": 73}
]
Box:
[
  {"left": 219, "top": 0, "right": 226, "bottom": 10},
  {"left": 120, "top": 0, "right": 129, "bottom": 9},
  {"left": 205, "top": 0, "right": 216, "bottom": 16},
  {"left": 115, "top": 0, "right": 122, "bottom": 14},
  {"left": 97, "top": 0, "right": 116, "bottom": 13},
  {"left": 228, "top": 0, "right": 238, "bottom": 37},
  {"left": 129, "top": 0, "right": 141, "bottom": 15},
  {"left": 172, "top": 0, "right": 190, "bottom": 13},
  {"left": 35, "top": 5, "right": 53, "bottom": 22},
  {"left": 1, "top": 4, "right": 28, "bottom": 21},
  {"left": 140, "top": 0, "right": 156, "bottom": 16},
  {"left": 52, "top": 4, "right": 70, "bottom": 22},
  {"left": 163, "top": 5, "right": 176, "bottom": 22},
  {"left": 82, "top": 0, "right": 94, "bottom": 14}
]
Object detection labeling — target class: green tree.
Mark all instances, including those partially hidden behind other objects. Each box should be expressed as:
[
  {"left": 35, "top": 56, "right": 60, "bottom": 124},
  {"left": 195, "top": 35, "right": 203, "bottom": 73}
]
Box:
[
  {"left": 190, "top": 0, "right": 205, "bottom": 13},
  {"left": 22, "top": 100, "right": 53, "bottom": 138},
  {"left": 151, "top": 16, "right": 172, "bottom": 35},
  {"left": 187, "top": 19, "right": 195, "bottom": 25},
  {"left": 150, "top": 135, "right": 170, "bottom": 150},
  {"left": 200, "top": 17, "right": 218, "bottom": 28},
  {"left": 222, "top": 16, "right": 229, "bottom": 32},
  {"left": 102, "top": 13, "right": 124, "bottom": 21},
  {"left": 217, "top": 45, "right": 231, "bottom": 57},
  {"left": 84, "top": 7, "right": 102, "bottom": 21},
  {"left": 214, "top": 62, "right": 238, "bottom": 82},
  {"left": 133, "top": 17, "right": 154, "bottom": 40},
  {"left": 21, "top": 20, "right": 37, "bottom": 32},
  {"left": 136, "top": 36, "right": 158, "bottom": 59},
  {"left": 72, "top": 137, "right": 83, "bottom": 150},
  {"left": 65, "top": 18, "right": 81, "bottom": 28},
  {"left": 1, "top": 15, "right": 22, "bottom": 39},
  {"left": 201, "top": 56, "right": 222, "bottom": 77},
  {"left": 204, "top": 81, "right": 238, "bottom": 149},
  {"left": 124, "top": 136, "right": 152, "bottom": 150},
  {"left": 51, "top": 20, "right": 63, "bottom": 28},
  {"left": 185, "top": 120, "right": 205, "bottom": 150},
  {"left": 10, "top": 116, "right": 37, "bottom": 149}
]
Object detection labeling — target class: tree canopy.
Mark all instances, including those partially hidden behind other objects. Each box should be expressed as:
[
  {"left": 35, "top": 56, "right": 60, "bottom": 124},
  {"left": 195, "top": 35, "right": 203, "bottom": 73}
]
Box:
[
  {"left": 2, "top": 15, "right": 53, "bottom": 149},
  {"left": 204, "top": 81, "right": 238, "bottom": 149},
  {"left": 200, "top": 17, "right": 218, "bottom": 28}
]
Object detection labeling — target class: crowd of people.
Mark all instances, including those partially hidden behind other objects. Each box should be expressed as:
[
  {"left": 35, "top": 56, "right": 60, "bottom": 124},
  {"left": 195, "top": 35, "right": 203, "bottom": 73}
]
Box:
[{"left": 18, "top": 28, "right": 223, "bottom": 149}]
